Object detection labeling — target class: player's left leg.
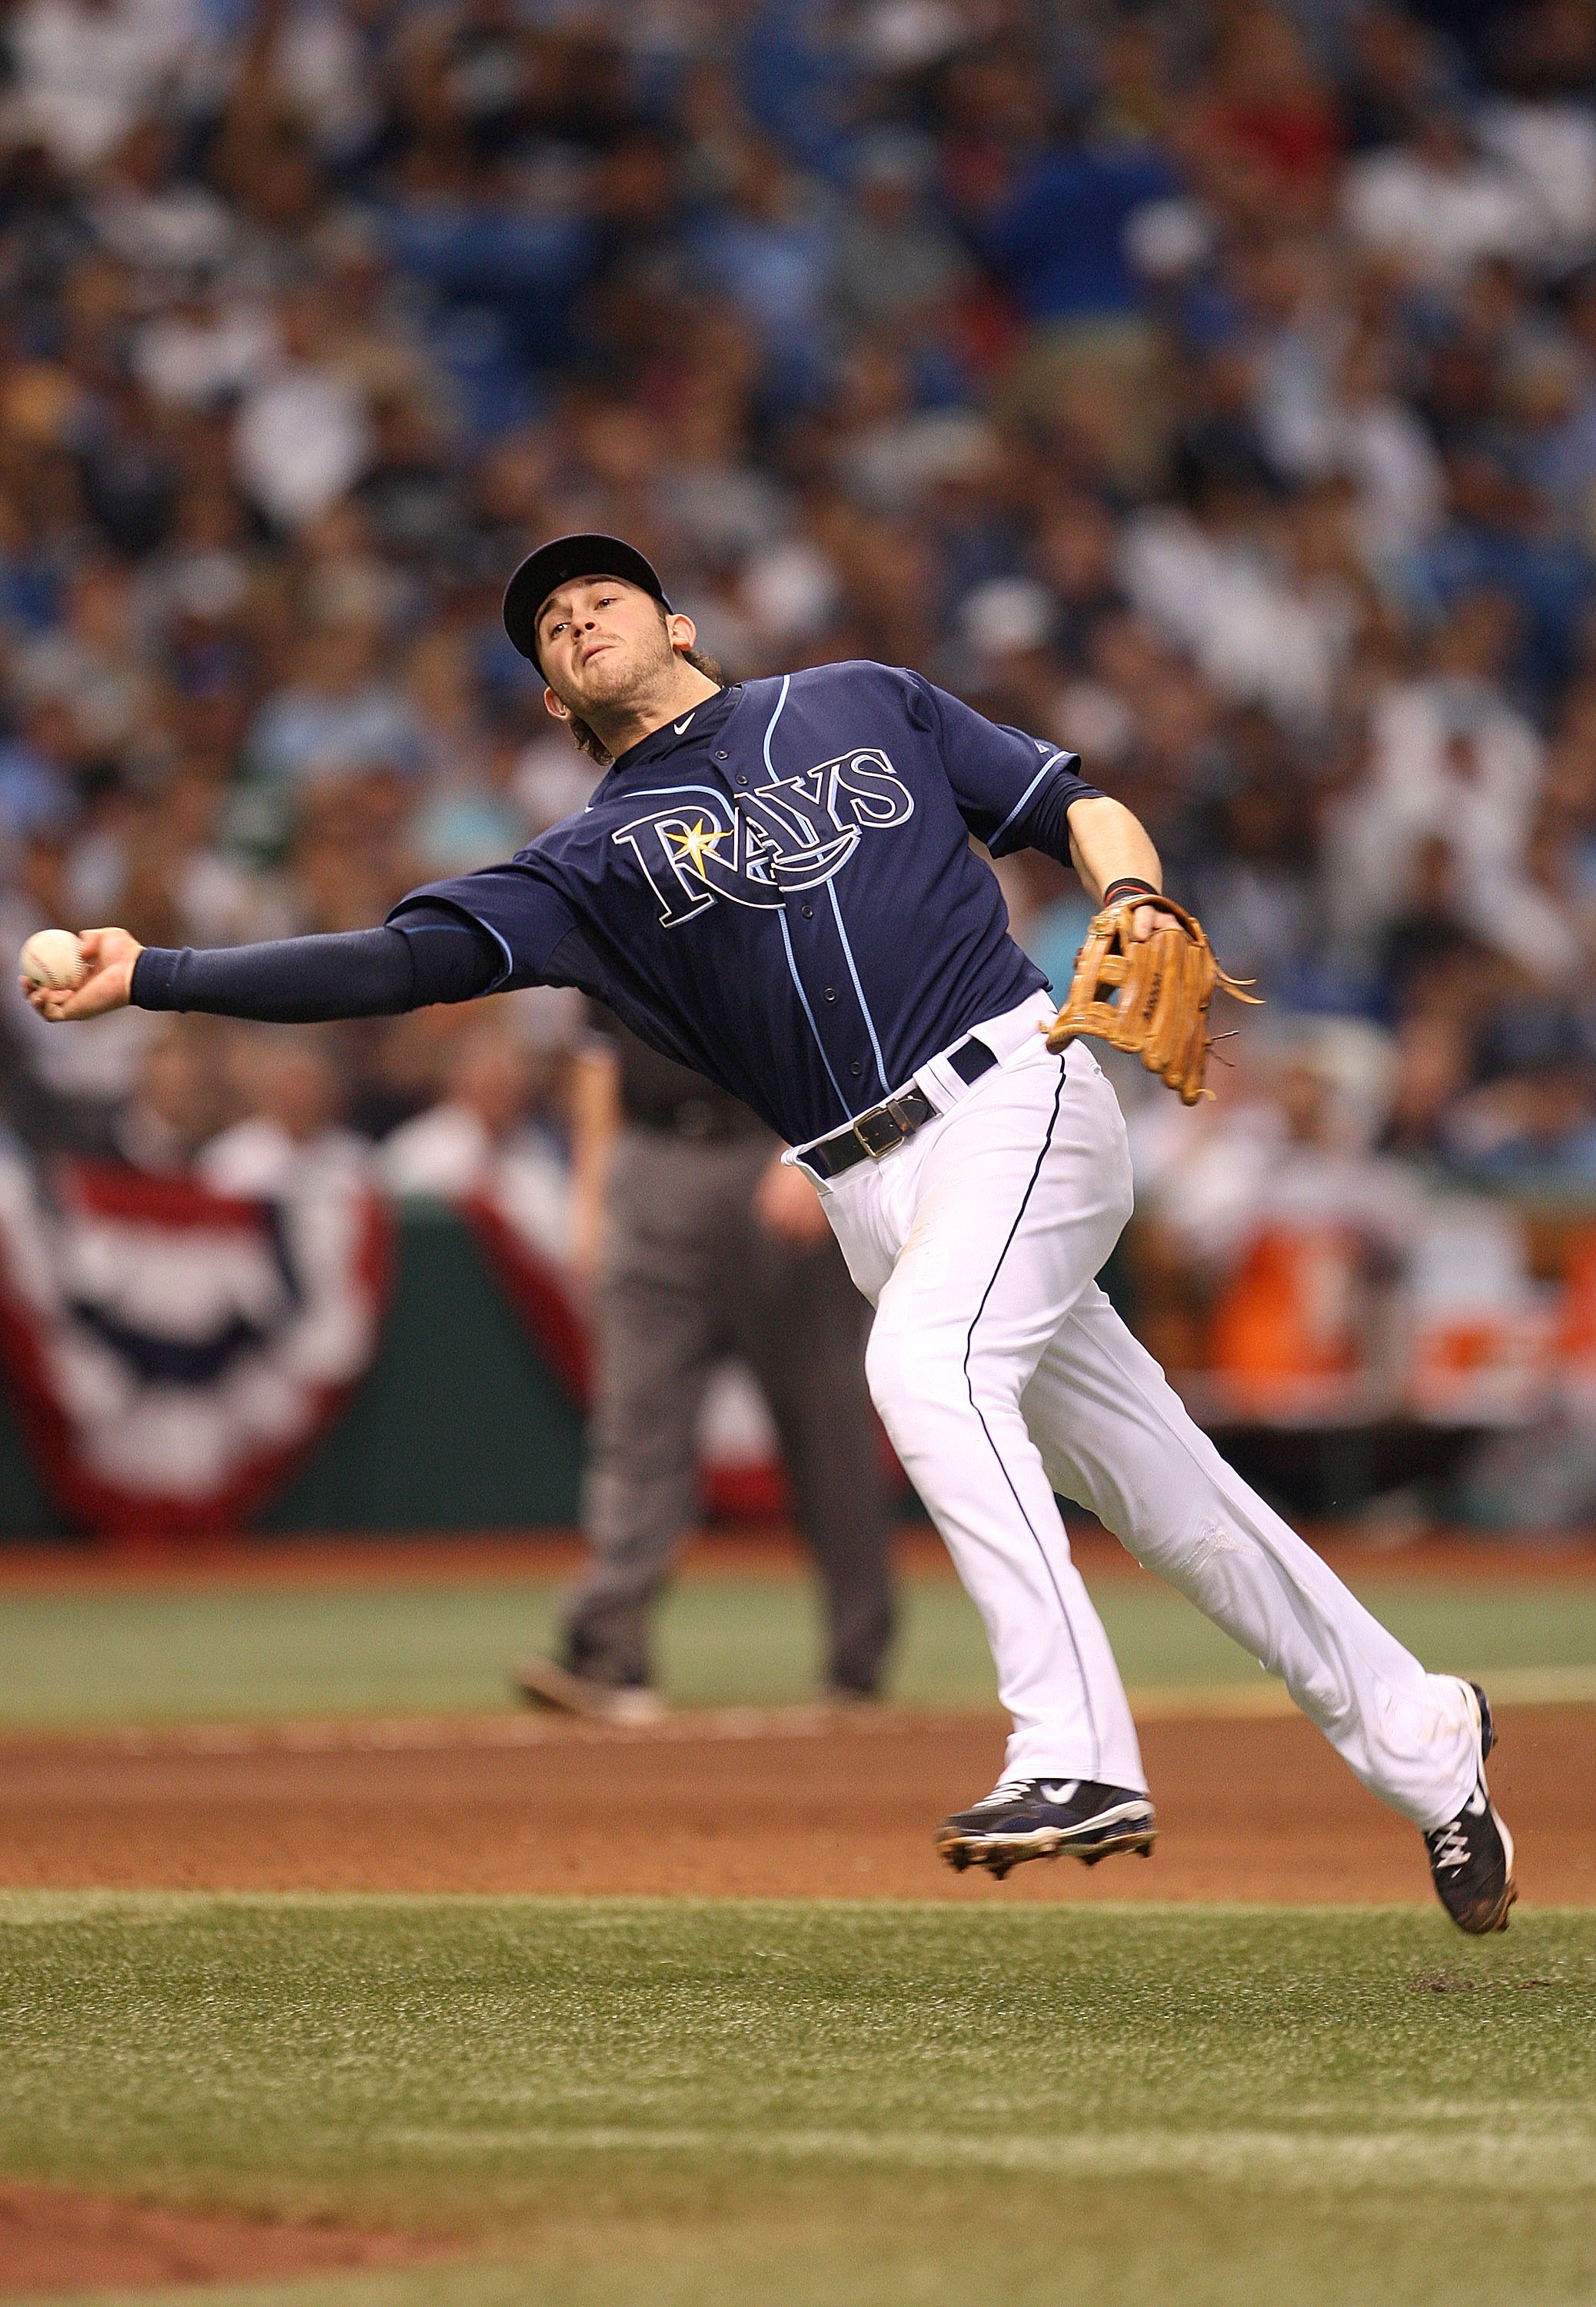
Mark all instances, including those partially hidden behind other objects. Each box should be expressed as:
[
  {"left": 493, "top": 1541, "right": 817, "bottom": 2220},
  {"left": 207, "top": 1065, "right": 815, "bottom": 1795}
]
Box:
[
  {"left": 1021, "top": 1284, "right": 1515, "bottom": 1929},
  {"left": 1023, "top": 1283, "right": 1478, "bottom": 1826}
]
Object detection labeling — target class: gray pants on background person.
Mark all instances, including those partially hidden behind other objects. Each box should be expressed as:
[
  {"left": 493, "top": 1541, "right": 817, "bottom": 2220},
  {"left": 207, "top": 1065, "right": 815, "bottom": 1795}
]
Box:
[{"left": 564, "top": 1127, "right": 896, "bottom": 1699}]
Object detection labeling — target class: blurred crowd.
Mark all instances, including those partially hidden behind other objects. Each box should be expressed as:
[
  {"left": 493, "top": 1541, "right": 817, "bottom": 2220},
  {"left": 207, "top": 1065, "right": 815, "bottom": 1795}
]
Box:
[{"left": 7, "top": 0, "right": 1596, "bottom": 1373}]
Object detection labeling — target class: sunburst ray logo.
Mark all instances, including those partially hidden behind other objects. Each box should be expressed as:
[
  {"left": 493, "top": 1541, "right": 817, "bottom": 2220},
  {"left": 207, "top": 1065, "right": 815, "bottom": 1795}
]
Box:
[{"left": 667, "top": 818, "right": 726, "bottom": 875}]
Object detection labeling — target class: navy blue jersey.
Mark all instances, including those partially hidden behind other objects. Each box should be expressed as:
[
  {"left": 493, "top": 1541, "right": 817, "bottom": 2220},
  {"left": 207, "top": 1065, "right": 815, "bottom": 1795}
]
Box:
[{"left": 391, "top": 661, "right": 1097, "bottom": 1145}]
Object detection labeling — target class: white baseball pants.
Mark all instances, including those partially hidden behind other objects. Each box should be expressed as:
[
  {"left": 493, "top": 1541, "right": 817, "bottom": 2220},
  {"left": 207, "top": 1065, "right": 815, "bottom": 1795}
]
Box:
[{"left": 803, "top": 995, "right": 1479, "bottom": 1833}]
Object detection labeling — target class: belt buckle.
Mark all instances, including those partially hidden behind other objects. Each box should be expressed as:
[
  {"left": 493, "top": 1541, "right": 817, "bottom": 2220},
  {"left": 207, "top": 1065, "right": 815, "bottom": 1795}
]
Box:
[{"left": 852, "top": 1101, "right": 906, "bottom": 1159}]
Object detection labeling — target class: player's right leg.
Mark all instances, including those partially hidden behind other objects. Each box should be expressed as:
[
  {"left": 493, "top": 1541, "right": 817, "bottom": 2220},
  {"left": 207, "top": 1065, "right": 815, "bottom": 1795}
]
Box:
[
  {"left": 1022, "top": 1283, "right": 1515, "bottom": 1929},
  {"left": 824, "top": 1037, "right": 1154, "bottom": 1873}
]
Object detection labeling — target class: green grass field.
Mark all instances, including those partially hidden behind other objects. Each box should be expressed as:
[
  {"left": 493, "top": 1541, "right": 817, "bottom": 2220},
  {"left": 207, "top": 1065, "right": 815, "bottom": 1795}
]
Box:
[
  {"left": 4, "top": 1563, "right": 1593, "bottom": 2305},
  {"left": 2, "top": 1569, "right": 1594, "bottom": 1724},
  {"left": 3, "top": 1893, "right": 1595, "bottom": 2307}
]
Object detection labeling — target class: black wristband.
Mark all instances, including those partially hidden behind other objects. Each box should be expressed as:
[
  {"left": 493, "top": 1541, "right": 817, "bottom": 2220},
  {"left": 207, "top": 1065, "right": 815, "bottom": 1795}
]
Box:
[{"left": 1102, "top": 877, "right": 1158, "bottom": 907}]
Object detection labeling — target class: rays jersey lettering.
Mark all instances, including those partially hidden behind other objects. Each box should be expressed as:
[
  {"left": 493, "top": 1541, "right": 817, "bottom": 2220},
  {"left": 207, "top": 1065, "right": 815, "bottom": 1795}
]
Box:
[
  {"left": 394, "top": 662, "right": 1095, "bottom": 1143},
  {"left": 612, "top": 749, "right": 914, "bottom": 927}
]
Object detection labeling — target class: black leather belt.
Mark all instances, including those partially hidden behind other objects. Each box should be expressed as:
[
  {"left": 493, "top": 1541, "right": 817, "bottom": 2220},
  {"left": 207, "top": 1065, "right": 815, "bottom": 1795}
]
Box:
[{"left": 801, "top": 1036, "right": 999, "bottom": 1180}]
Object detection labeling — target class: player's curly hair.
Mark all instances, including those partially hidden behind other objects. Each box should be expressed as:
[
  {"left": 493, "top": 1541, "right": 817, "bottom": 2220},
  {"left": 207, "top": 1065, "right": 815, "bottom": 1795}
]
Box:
[{"left": 562, "top": 624, "right": 724, "bottom": 766}]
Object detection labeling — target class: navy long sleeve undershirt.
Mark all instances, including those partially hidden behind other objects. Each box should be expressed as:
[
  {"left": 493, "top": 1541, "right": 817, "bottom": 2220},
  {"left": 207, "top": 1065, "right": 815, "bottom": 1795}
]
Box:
[
  {"left": 131, "top": 907, "right": 501, "bottom": 1022},
  {"left": 128, "top": 767, "right": 1099, "bottom": 1027}
]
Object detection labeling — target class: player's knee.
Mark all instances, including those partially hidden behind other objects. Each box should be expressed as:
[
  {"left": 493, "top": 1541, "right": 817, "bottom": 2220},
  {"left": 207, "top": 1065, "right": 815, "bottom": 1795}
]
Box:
[
  {"left": 865, "top": 1303, "right": 963, "bottom": 1403},
  {"left": 1119, "top": 1500, "right": 1240, "bottom": 1588},
  {"left": 959, "top": 1330, "right": 1033, "bottom": 1415},
  {"left": 865, "top": 1313, "right": 1032, "bottom": 1478}
]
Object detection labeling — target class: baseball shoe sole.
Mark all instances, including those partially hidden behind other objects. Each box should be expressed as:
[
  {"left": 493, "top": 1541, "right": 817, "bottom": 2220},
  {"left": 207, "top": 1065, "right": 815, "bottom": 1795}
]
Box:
[
  {"left": 1423, "top": 1678, "right": 1516, "bottom": 1935},
  {"left": 513, "top": 1654, "right": 667, "bottom": 1726},
  {"left": 936, "top": 1778, "right": 1157, "bottom": 1881}
]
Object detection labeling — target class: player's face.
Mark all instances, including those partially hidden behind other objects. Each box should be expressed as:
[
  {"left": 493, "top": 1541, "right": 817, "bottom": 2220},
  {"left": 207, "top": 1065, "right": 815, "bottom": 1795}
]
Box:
[{"left": 538, "top": 578, "right": 678, "bottom": 714}]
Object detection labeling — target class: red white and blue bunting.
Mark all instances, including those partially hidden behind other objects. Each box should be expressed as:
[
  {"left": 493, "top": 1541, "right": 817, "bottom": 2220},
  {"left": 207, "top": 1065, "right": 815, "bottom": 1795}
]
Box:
[
  {"left": 458, "top": 1173, "right": 793, "bottom": 1520},
  {"left": 0, "top": 1154, "right": 391, "bottom": 1538}
]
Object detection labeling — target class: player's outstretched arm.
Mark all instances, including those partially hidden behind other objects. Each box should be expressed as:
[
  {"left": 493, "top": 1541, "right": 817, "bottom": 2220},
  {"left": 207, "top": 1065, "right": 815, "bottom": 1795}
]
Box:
[{"left": 20, "top": 911, "right": 503, "bottom": 1027}]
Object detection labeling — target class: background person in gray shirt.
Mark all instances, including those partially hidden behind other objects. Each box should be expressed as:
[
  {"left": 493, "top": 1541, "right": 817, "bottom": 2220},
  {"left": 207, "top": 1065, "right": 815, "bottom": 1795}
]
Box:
[{"left": 514, "top": 1004, "right": 896, "bottom": 1721}]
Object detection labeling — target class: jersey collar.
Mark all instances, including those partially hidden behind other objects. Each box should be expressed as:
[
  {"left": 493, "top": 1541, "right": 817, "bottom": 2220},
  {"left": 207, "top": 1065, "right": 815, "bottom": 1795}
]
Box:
[{"left": 599, "top": 684, "right": 743, "bottom": 786}]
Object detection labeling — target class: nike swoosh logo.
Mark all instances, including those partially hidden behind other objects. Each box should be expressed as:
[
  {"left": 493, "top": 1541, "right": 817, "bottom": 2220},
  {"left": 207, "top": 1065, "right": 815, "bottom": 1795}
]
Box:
[
  {"left": 1039, "top": 1782, "right": 1079, "bottom": 1804},
  {"left": 673, "top": 713, "right": 696, "bottom": 734}
]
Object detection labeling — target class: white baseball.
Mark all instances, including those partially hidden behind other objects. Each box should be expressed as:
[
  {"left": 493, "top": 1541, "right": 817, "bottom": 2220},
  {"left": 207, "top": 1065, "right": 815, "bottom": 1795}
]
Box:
[{"left": 19, "top": 929, "right": 85, "bottom": 990}]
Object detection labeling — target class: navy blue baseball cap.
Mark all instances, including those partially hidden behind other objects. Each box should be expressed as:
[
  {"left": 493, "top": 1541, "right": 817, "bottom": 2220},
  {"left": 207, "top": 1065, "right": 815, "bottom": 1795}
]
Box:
[{"left": 502, "top": 534, "right": 672, "bottom": 674}]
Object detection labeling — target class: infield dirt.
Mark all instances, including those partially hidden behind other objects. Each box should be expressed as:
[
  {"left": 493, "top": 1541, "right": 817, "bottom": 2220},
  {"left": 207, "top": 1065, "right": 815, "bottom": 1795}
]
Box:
[
  {"left": 0, "top": 2182, "right": 450, "bottom": 2298},
  {"left": 0, "top": 1701, "right": 1589, "bottom": 1906}
]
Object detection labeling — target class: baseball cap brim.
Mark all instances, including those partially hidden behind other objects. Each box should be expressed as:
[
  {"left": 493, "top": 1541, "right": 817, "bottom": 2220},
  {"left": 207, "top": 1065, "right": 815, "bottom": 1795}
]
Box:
[{"left": 503, "top": 534, "right": 671, "bottom": 672}]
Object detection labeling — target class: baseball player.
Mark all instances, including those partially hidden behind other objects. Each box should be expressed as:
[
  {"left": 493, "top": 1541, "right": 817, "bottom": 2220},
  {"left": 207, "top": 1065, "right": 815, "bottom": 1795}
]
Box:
[{"left": 25, "top": 532, "right": 1515, "bottom": 1932}]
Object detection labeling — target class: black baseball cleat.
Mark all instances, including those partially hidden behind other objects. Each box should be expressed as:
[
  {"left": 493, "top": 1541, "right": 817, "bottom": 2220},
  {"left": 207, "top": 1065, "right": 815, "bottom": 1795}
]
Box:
[
  {"left": 1423, "top": 1679, "right": 1516, "bottom": 1935},
  {"left": 936, "top": 1778, "right": 1156, "bottom": 1880}
]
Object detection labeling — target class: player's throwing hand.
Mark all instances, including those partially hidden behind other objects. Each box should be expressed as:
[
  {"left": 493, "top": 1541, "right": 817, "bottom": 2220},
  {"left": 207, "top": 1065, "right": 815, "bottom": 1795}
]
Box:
[{"left": 20, "top": 927, "right": 144, "bottom": 1023}]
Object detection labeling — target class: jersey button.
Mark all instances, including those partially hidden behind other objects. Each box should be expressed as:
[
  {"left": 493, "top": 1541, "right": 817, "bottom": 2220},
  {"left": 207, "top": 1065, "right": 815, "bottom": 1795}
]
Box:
[
  {"left": 801, "top": 904, "right": 813, "bottom": 919},
  {"left": 735, "top": 774, "right": 747, "bottom": 785},
  {"left": 850, "top": 1062, "right": 863, "bottom": 1077},
  {"left": 823, "top": 987, "right": 837, "bottom": 1001}
]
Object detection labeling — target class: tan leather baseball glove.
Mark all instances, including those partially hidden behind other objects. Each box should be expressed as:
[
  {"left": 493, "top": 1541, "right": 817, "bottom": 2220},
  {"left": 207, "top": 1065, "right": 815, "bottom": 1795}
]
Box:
[{"left": 1044, "top": 896, "right": 1262, "bottom": 1104}]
